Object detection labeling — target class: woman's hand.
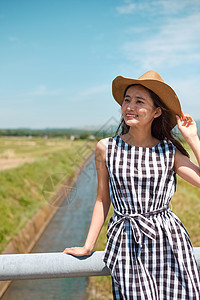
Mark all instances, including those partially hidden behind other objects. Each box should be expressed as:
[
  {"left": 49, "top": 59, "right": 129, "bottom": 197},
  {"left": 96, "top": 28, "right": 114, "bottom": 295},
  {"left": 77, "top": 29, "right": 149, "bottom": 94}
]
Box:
[
  {"left": 63, "top": 245, "right": 92, "bottom": 256},
  {"left": 176, "top": 111, "right": 198, "bottom": 142}
]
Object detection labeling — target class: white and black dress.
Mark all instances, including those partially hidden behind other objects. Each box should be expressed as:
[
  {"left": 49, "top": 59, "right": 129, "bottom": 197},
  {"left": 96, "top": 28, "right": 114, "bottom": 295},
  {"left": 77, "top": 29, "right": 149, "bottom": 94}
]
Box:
[{"left": 103, "top": 135, "right": 200, "bottom": 299}]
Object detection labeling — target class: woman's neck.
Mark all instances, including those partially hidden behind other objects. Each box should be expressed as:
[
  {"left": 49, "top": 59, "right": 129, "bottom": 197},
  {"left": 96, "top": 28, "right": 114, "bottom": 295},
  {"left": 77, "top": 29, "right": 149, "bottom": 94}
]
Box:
[{"left": 122, "top": 127, "right": 159, "bottom": 148}]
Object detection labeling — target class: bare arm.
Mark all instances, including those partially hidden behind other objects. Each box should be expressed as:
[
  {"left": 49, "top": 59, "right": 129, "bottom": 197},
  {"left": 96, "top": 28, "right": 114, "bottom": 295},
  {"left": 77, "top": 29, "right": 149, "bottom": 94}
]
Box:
[
  {"left": 63, "top": 138, "right": 111, "bottom": 256},
  {"left": 174, "top": 113, "right": 200, "bottom": 188}
]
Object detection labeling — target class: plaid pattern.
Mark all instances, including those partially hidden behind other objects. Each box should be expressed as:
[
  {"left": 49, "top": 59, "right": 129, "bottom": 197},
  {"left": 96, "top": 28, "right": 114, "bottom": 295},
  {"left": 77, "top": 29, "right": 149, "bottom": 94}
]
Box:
[{"left": 103, "top": 135, "right": 200, "bottom": 299}]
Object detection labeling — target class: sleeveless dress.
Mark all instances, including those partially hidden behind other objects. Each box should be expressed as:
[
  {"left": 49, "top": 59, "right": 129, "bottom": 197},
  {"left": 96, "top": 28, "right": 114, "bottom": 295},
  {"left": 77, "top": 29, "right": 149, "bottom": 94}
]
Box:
[{"left": 103, "top": 135, "right": 200, "bottom": 300}]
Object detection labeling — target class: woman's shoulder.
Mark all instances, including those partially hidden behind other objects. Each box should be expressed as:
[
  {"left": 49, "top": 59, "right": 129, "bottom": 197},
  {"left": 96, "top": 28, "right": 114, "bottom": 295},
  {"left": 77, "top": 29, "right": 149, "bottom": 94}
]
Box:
[
  {"left": 95, "top": 136, "right": 116, "bottom": 155},
  {"left": 96, "top": 138, "right": 107, "bottom": 149},
  {"left": 96, "top": 136, "right": 116, "bottom": 148},
  {"left": 95, "top": 138, "right": 107, "bottom": 157},
  {"left": 95, "top": 138, "right": 110, "bottom": 163}
]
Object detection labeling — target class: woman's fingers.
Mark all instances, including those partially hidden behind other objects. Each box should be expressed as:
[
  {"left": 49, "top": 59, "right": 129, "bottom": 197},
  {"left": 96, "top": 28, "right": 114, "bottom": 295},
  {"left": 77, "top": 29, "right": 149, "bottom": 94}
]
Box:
[
  {"left": 177, "top": 113, "right": 194, "bottom": 125},
  {"left": 63, "top": 247, "right": 80, "bottom": 255},
  {"left": 63, "top": 247, "right": 74, "bottom": 254},
  {"left": 63, "top": 246, "right": 91, "bottom": 256},
  {"left": 176, "top": 112, "right": 197, "bottom": 139}
]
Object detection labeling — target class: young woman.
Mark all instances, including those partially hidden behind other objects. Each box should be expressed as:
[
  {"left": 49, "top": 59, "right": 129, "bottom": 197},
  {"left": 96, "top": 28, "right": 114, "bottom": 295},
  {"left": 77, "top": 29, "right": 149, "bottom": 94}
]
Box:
[{"left": 63, "top": 70, "right": 200, "bottom": 299}]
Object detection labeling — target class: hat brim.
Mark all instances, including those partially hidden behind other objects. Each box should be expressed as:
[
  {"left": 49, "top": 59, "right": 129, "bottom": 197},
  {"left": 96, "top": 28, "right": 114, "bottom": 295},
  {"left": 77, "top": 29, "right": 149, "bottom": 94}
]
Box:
[{"left": 112, "top": 76, "right": 182, "bottom": 129}]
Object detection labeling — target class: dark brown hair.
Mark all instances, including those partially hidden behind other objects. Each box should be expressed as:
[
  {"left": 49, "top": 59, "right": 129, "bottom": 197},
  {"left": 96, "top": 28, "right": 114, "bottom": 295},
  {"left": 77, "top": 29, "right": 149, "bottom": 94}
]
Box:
[{"left": 115, "top": 84, "right": 189, "bottom": 157}]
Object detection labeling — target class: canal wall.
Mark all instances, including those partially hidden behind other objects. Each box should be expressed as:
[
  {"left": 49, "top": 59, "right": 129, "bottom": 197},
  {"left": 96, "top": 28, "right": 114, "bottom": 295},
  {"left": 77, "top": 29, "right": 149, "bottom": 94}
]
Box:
[{"left": 0, "top": 151, "right": 95, "bottom": 298}]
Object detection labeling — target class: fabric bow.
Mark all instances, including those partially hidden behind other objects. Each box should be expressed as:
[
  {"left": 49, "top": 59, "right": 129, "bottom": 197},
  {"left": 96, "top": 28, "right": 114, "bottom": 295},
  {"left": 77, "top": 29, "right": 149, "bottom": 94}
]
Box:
[{"left": 108, "top": 211, "right": 157, "bottom": 246}]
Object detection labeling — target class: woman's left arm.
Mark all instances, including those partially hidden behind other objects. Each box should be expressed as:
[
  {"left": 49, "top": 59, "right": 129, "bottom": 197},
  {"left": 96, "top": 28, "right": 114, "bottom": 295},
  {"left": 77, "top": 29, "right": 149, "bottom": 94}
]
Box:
[{"left": 174, "top": 113, "right": 200, "bottom": 188}]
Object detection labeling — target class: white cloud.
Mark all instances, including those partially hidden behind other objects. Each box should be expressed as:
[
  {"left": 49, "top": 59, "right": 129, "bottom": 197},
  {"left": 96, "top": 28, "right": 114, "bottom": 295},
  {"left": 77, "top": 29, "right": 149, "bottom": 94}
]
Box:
[
  {"left": 32, "top": 85, "right": 48, "bottom": 96},
  {"left": 152, "top": 0, "right": 200, "bottom": 15},
  {"left": 124, "top": 26, "right": 150, "bottom": 34},
  {"left": 116, "top": 0, "right": 200, "bottom": 16},
  {"left": 122, "top": 13, "right": 200, "bottom": 68},
  {"left": 116, "top": 3, "right": 136, "bottom": 15}
]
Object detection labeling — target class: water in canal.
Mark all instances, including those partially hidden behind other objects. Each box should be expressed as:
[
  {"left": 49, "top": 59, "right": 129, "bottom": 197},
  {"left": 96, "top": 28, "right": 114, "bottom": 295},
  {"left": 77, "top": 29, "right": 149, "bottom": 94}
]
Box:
[{"left": 2, "top": 154, "right": 97, "bottom": 300}]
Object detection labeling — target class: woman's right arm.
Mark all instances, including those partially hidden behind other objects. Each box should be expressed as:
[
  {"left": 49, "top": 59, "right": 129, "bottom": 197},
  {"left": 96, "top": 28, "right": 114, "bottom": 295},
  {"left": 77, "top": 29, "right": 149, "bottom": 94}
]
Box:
[{"left": 63, "top": 138, "right": 111, "bottom": 256}]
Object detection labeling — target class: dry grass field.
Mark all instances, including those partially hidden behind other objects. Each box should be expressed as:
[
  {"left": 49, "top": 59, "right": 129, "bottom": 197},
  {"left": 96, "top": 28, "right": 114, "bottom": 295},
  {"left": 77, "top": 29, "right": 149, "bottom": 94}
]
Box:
[{"left": 0, "top": 137, "right": 96, "bottom": 252}]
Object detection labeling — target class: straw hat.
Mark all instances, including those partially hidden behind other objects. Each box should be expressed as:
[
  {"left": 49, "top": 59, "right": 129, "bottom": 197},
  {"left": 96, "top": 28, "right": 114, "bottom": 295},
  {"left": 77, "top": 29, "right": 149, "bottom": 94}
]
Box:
[{"left": 112, "top": 70, "right": 181, "bottom": 128}]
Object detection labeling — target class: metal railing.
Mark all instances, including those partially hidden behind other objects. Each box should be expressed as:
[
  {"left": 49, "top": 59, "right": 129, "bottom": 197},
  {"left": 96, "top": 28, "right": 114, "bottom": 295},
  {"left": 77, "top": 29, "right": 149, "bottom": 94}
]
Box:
[{"left": 0, "top": 249, "right": 200, "bottom": 281}]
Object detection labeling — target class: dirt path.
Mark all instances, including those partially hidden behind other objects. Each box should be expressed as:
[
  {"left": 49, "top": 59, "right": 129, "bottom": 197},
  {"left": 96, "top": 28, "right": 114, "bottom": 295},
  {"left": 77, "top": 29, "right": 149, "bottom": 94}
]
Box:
[{"left": 0, "top": 158, "right": 35, "bottom": 171}]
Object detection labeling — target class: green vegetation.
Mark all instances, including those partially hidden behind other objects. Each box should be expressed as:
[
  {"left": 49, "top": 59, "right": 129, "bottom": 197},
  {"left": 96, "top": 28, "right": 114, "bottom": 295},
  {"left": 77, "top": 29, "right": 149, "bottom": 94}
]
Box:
[
  {"left": 0, "top": 137, "right": 72, "bottom": 159},
  {"left": 86, "top": 142, "right": 200, "bottom": 300},
  {"left": 0, "top": 128, "right": 92, "bottom": 138},
  {"left": 0, "top": 127, "right": 117, "bottom": 139},
  {"left": 0, "top": 137, "right": 96, "bottom": 252}
]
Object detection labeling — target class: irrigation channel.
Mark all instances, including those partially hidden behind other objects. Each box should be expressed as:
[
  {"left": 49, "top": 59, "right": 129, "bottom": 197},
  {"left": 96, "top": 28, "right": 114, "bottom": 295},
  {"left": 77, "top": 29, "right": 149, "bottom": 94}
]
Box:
[{"left": 2, "top": 153, "right": 98, "bottom": 300}]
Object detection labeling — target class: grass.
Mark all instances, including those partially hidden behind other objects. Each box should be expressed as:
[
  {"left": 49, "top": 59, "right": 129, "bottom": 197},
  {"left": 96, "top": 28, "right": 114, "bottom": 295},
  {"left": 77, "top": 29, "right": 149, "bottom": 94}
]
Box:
[
  {"left": 86, "top": 141, "right": 200, "bottom": 300},
  {"left": 0, "top": 137, "right": 96, "bottom": 252},
  {"left": 171, "top": 177, "right": 200, "bottom": 246},
  {"left": 0, "top": 137, "right": 76, "bottom": 166}
]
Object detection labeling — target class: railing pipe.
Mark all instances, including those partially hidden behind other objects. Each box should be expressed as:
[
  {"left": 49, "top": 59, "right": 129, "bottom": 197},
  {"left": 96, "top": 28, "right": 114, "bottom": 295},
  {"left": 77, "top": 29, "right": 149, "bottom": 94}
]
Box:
[
  {"left": 0, "top": 251, "right": 110, "bottom": 281},
  {"left": 0, "top": 249, "right": 199, "bottom": 281}
]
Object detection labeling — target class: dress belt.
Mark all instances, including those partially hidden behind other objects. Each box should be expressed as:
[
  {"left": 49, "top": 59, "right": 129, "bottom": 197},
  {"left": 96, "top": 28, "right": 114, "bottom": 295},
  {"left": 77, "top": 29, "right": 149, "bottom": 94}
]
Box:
[
  {"left": 104, "top": 203, "right": 184, "bottom": 279},
  {"left": 108, "top": 204, "right": 169, "bottom": 246},
  {"left": 114, "top": 204, "right": 169, "bottom": 219}
]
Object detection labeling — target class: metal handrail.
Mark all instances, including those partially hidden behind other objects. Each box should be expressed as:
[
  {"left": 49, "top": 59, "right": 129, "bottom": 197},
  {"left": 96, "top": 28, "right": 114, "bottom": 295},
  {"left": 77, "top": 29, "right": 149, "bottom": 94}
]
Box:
[
  {"left": 0, "top": 248, "right": 199, "bottom": 281},
  {"left": 0, "top": 251, "right": 109, "bottom": 281}
]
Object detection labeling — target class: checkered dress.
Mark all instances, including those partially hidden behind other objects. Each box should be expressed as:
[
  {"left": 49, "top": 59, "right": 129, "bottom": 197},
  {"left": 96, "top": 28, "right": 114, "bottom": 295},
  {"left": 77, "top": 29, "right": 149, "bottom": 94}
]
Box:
[{"left": 103, "top": 135, "right": 200, "bottom": 299}]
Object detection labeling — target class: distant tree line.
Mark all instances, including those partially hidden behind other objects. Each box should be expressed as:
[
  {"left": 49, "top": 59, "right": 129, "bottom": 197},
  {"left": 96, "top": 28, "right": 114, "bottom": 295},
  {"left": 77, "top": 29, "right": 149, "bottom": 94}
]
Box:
[{"left": 0, "top": 128, "right": 117, "bottom": 139}]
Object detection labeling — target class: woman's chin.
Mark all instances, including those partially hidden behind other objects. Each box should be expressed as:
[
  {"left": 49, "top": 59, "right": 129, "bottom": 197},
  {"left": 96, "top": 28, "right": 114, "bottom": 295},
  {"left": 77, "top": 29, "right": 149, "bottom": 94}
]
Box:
[{"left": 125, "top": 119, "right": 139, "bottom": 126}]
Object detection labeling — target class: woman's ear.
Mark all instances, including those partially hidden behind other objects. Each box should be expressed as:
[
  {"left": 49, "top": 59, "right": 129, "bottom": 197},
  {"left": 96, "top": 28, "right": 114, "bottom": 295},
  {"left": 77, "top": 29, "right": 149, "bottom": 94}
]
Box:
[{"left": 154, "top": 107, "right": 162, "bottom": 118}]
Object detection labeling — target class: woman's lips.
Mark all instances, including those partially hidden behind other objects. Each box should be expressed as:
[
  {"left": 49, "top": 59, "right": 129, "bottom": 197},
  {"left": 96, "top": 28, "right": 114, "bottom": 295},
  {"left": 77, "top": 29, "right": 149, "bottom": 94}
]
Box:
[{"left": 126, "top": 114, "right": 138, "bottom": 119}]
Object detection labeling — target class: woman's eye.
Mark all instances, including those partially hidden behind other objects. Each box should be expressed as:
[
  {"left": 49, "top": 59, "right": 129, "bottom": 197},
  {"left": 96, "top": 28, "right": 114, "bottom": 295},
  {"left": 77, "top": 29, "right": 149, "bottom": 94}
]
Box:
[
  {"left": 124, "top": 98, "right": 129, "bottom": 102},
  {"left": 137, "top": 100, "right": 144, "bottom": 104}
]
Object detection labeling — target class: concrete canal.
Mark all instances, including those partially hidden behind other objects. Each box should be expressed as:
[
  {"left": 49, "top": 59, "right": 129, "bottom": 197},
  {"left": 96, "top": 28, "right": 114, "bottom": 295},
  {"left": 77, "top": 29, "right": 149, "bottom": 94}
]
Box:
[{"left": 2, "top": 153, "right": 97, "bottom": 300}]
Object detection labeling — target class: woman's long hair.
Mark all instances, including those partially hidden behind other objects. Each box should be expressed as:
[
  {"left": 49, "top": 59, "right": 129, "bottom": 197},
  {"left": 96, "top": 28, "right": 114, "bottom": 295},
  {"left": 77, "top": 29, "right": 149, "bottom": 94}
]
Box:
[{"left": 114, "top": 84, "right": 189, "bottom": 157}]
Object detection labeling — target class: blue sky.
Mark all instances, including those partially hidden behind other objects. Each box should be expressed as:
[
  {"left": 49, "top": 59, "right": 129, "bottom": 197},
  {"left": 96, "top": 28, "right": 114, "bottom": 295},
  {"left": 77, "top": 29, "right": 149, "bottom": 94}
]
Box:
[{"left": 0, "top": 0, "right": 200, "bottom": 129}]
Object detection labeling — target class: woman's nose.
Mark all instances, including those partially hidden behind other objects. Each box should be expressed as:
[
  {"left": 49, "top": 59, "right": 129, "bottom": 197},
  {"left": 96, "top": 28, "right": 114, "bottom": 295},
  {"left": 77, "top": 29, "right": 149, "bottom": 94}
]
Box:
[{"left": 127, "top": 103, "right": 136, "bottom": 110}]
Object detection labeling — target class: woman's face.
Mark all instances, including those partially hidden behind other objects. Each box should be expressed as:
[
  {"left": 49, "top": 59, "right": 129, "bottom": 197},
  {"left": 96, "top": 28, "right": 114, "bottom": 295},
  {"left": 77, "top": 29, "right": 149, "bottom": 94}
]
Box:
[{"left": 121, "top": 85, "right": 161, "bottom": 128}]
